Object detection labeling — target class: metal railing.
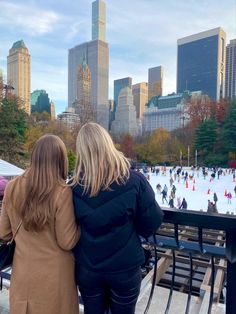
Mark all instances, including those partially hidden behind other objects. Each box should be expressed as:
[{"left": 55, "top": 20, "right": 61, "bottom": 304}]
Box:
[
  {"left": 0, "top": 206, "right": 235, "bottom": 313},
  {"left": 146, "top": 208, "right": 236, "bottom": 314}
]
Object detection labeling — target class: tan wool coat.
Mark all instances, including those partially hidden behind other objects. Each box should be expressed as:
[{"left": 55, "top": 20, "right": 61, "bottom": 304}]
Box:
[{"left": 0, "top": 176, "right": 80, "bottom": 314}]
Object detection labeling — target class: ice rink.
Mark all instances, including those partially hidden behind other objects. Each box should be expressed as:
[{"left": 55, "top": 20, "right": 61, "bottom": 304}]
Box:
[{"left": 144, "top": 167, "right": 236, "bottom": 214}]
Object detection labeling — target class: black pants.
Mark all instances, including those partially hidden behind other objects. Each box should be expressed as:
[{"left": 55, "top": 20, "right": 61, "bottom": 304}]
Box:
[{"left": 76, "top": 265, "right": 142, "bottom": 314}]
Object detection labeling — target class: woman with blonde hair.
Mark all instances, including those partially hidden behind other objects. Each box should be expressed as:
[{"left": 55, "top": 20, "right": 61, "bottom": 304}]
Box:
[
  {"left": 72, "top": 123, "right": 163, "bottom": 314},
  {"left": 0, "top": 134, "right": 80, "bottom": 314}
]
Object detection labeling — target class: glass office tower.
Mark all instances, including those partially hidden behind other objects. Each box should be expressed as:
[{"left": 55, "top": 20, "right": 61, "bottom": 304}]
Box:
[
  {"left": 177, "top": 27, "right": 226, "bottom": 101},
  {"left": 225, "top": 39, "right": 236, "bottom": 99}
]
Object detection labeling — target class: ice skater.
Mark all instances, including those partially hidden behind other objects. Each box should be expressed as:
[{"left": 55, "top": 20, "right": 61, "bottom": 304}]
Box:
[
  {"left": 213, "top": 192, "right": 218, "bottom": 208},
  {"left": 161, "top": 189, "right": 168, "bottom": 204},
  {"left": 227, "top": 192, "right": 232, "bottom": 204},
  {"left": 169, "top": 197, "right": 174, "bottom": 208},
  {"left": 179, "top": 197, "right": 187, "bottom": 210},
  {"left": 176, "top": 197, "right": 181, "bottom": 209}
]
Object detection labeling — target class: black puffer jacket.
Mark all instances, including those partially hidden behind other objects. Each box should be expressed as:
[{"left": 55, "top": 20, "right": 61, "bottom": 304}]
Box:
[{"left": 72, "top": 170, "right": 163, "bottom": 273}]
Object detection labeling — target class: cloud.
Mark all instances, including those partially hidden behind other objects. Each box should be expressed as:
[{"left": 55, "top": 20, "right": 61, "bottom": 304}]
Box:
[
  {"left": 107, "top": 0, "right": 236, "bottom": 95},
  {"left": 0, "top": 0, "right": 235, "bottom": 112},
  {"left": 0, "top": 1, "right": 61, "bottom": 36}
]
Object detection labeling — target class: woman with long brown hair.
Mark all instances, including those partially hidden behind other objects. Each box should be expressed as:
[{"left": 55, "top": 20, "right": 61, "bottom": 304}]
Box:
[
  {"left": 72, "top": 122, "right": 163, "bottom": 314},
  {"left": 0, "top": 134, "right": 80, "bottom": 314}
]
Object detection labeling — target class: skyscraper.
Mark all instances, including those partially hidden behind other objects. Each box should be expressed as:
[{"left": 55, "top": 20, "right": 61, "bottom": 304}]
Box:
[
  {"left": 177, "top": 28, "right": 226, "bottom": 101},
  {"left": 75, "top": 57, "right": 93, "bottom": 123},
  {"left": 132, "top": 82, "right": 148, "bottom": 119},
  {"left": 31, "top": 90, "right": 50, "bottom": 115},
  {"left": 50, "top": 101, "right": 56, "bottom": 120},
  {"left": 225, "top": 39, "right": 236, "bottom": 99},
  {"left": 148, "top": 66, "right": 163, "bottom": 100},
  {"left": 68, "top": 0, "right": 109, "bottom": 129},
  {"left": 0, "top": 69, "right": 3, "bottom": 102},
  {"left": 92, "top": 0, "right": 106, "bottom": 41},
  {"left": 111, "top": 87, "right": 139, "bottom": 137},
  {"left": 113, "top": 77, "right": 132, "bottom": 119},
  {"left": 7, "top": 40, "right": 31, "bottom": 114}
]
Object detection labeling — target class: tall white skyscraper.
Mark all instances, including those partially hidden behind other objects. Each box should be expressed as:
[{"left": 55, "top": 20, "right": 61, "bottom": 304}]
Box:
[
  {"left": 68, "top": 0, "right": 109, "bottom": 129},
  {"left": 111, "top": 87, "right": 139, "bottom": 137},
  {"left": 92, "top": 0, "right": 106, "bottom": 42}
]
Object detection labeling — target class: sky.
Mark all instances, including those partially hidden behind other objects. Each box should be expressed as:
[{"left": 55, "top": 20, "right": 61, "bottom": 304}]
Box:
[{"left": 0, "top": 0, "right": 236, "bottom": 114}]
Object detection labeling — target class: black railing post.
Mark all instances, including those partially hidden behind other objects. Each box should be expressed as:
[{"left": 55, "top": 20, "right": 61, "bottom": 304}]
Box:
[
  {"left": 226, "top": 230, "right": 236, "bottom": 314},
  {"left": 226, "top": 261, "right": 236, "bottom": 314}
]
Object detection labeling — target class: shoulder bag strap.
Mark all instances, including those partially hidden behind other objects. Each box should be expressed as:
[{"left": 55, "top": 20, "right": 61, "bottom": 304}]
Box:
[{"left": 9, "top": 220, "right": 23, "bottom": 244}]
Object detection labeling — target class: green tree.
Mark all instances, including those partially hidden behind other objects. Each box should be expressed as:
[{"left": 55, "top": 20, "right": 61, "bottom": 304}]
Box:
[
  {"left": 68, "top": 150, "right": 76, "bottom": 175},
  {"left": 31, "top": 111, "right": 51, "bottom": 122},
  {"left": 194, "top": 119, "right": 217, "bottom": 161},
  {"left": 0, "top": 97, "right": 27, "bottom": 164},
  {"left": 221, "top": 98, "right": 236, "bottom": 154}
]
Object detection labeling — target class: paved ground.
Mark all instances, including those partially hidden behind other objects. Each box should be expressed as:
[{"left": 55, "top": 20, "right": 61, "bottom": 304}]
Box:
[
  {"left": 0, "top": 286, "right": 226, "bottom": 314},
  {"left": 0, "top": 290, "right": 9, "bottom": 314},
  {"left": 136, "top": 284, "right": 226, "bottom": 314}
]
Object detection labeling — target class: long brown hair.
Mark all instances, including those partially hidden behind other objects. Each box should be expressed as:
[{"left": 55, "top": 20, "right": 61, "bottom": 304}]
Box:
[
  {"left": 17, "top": 134, "right": 68, "bottom": 231},
  {"left": 73, "top": 122, "right": 130, "bottom": 197}
]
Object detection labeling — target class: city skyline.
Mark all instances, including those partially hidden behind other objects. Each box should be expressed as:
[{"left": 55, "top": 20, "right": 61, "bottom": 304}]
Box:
[{"left": 0, "top": 0, "right": 235, "bottom": 114}]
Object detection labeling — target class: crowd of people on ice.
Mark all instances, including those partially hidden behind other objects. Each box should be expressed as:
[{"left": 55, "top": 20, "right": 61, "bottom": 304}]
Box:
[{"left": 138, "top": 165, "right": 236, "bottom": 212}]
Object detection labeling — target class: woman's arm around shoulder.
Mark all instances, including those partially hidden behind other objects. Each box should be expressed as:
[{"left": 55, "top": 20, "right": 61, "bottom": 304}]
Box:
[
  {"left": 134, "top": 172, "right": 164, "bottom": 238},
  {"left": 55, "top": 186, "right": 80, "bottom": 251}
]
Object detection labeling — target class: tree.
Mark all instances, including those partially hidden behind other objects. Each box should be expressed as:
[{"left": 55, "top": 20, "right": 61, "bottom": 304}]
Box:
[
  {"left": 221, "top": 98, "right": 236, "bottom": 155},
  {"left": 0, "top": 96, "right": 27, "bottom": 164},
  {"left": 135, "top": 128, "right": 173, "bottom": 165},
  {"left": 68, "top": 150, "right": 76, "bottom": 175},
  {"left": 24, "top": 121, "right": 76, "bottom": 154},
  {"left": 120, "top": 134, "right": 135, "bottom": 159},
  {"left": 31, "top": 111, "right": 51, "bottom": 122},
  {"left": 194, "top": 119, "right": 217, "bottom": 160},
  {"left": 186, "top": 93, "right": 213, "bottom": 128},
  {"left": 214, "top": 99, "right": 229, "bottom": 125}
]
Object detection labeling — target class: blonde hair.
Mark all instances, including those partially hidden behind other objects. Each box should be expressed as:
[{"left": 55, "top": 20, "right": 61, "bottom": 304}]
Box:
[
  {"left": 14, "top": 134, "right": 68, "bottom": 232},
  {"left": 74, "top": 122, "right": 130, "bottom": 197}
]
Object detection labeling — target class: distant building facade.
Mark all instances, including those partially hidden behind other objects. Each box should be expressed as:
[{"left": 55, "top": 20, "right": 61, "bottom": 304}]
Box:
[
  {"left": 50, "top": 101, "right": 56, "bottom": 120},
  {"left": 57, "top": 108, "right": 80, "bottom": 129},
  {"left": 143, "top": 91, "right": 202, "bottom": 133},
  {"left": 132, "top": 82, "right": 148, "bottom": 119},
  {"left": 108, "top": 99, "right": 114, "bottom": 130},
  {"left": 31, "top": 90, "right": 50, "bottom": 114},
  {"left": 111, "top": 87, "right": 139, "bottom": 137},
  {"left": 7, "top": 40, "right": 31, "bottom": 114},
  {"left": 68, "top": 0, "right": 109, "bottom": 129},
  {"left": 113, "top": 77, "right": 132, "bottom": 120},
  {"left": 74, "top": 57, "right": 93, "bottom": 124},
  {"left": 225, "top": 39, "right": 236, "bottom": 99},
  {"left": 148, "top": 66, "right": 163, "bottom": 101},
  {"left": 177, "top": 27, "right": 226, "bottom": 101}
]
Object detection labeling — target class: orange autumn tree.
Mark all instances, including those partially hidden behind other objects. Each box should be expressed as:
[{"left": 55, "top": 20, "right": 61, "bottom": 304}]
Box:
[
  {"left": 119, "top": 133, "right": 136, "bottom": 159},
  {"left": 185, "top": 93, "right": 213, "bottom": 128},
  {"left": 135, "top": 128, "right": 173, "bottom": 165}
]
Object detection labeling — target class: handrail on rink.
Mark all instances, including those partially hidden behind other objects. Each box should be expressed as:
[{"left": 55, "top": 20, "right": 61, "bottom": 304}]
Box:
[{"left": 143, "top": 207, "right": 236, "bottom": 314}]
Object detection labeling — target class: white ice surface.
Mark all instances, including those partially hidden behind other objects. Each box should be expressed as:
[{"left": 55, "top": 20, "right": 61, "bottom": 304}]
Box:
[{"left": 145, "top": 167, "right": 236, "bottom": 214}]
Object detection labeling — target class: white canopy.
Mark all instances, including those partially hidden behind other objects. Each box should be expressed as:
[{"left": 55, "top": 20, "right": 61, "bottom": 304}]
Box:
[{"left": 0, "top": 159, "right": 24, "bottom": 177}]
